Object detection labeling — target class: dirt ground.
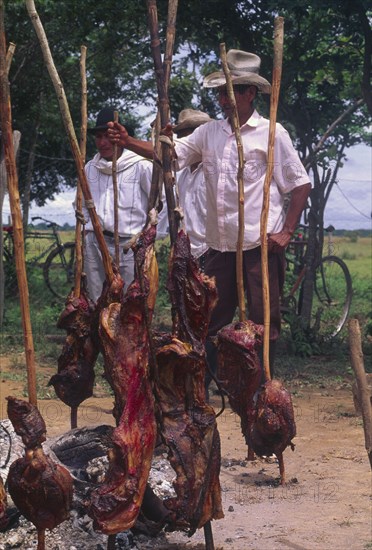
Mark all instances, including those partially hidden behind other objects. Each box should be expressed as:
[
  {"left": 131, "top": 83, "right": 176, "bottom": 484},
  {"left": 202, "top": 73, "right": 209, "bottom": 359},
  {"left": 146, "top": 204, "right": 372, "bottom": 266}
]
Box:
[{"left": 0, "top": 356, "right": 371, "bottom": 550}]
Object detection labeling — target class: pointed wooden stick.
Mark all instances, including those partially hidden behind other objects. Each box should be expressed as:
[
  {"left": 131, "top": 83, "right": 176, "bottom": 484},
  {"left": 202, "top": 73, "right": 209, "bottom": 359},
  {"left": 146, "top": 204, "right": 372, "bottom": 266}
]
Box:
[
  {"left": 26, "top": 0, "right": 114, "bottom": 283},
  {"left": 220, "top": 42, "right": 246, "bottom": 322},
  {"left": 0, "top": 0, "right": 37, "bottom": 406},
  {"left": 112, "top": 110, "right": 120, "bottom": 266},
  {"left": 73, "top": 45, "right": 88, "bottom": 298},
  {"left": 146, "top": 0, "right": 178, "bottom": 244},
  {"left": 260, "top": 16, "right": 284, "bottom": 382}
]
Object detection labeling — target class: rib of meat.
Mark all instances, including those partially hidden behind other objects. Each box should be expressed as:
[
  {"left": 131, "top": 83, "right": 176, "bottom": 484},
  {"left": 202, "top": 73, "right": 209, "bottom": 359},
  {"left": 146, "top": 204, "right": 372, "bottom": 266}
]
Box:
[
  {"left": 247, "top": 379, "right": 296, "bottom": 484},
  {"left": 154, "top": 230, "right": 223, "bottom": 533},
  {"left": 6, "top": 397, "right": 73, "bottom": 536},
  {"left": 217, "top": 320, "right": 263, "bottom": 443},
  {"left": 48, "top": 279, "right": 99, "bottom": 412},
  {"left": 89, "top": 222, "right": 158, "bottom": 535},
  {"left": 0, "top": 476, "right": 8, "bottom": 531}
]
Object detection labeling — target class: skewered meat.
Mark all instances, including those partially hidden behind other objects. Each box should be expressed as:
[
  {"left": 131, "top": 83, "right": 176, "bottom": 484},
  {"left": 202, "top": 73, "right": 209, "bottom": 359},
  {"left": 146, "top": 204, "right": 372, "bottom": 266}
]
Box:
[
  {"left": 217, "top": 320, "right": 263, "bottom": 443},
  {"left": 89, "top": 222, "right": 158, "bottom": 535},
  {"left": 247, "top": 379, "right": 296, "bottom": 484},
  {"left": 154, "top": 230, "right": 223, "bottom": 533},
  {"left": 0, "top": 476, "right": 8, "bottom": 531},
  {"left": 6, "top": 397, "right": 73, "bottom": 536},
  {"left": 48, "top": 279, "right": 99, "bottom": 411}
]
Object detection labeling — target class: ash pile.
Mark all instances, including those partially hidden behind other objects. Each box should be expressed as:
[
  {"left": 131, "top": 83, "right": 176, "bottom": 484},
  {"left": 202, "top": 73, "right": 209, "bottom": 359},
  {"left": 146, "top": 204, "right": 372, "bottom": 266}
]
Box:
[{"left": 0, "top": 420, "right": 175, "bottom": 550}]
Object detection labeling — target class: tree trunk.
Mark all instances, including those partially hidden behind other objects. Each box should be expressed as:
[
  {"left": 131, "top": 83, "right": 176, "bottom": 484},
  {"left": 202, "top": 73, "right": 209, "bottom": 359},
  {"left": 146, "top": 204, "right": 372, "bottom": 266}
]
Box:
[{"left": 22, "top": 111, "right": 41, "bottom": 234}]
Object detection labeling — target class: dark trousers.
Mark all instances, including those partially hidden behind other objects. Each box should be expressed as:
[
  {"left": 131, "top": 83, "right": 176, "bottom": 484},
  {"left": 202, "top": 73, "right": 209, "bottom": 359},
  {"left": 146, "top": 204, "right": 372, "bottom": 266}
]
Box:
[{"left": 204, "top": 247, "right": 285, "bottom": 385}]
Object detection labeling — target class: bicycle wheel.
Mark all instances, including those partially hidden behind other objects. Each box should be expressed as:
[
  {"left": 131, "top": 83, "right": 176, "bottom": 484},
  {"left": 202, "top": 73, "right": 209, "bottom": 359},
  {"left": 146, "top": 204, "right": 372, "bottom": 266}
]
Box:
[
  {"left": 311, "top": 255, "right": 352, "bottom": 340},
  {"left": 43, "top": 242, "right": 76, "bottom": 300}
]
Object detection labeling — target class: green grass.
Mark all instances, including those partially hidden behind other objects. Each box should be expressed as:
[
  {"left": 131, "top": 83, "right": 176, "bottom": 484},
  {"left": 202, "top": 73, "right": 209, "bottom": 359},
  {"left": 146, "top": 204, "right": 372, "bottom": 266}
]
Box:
[{"left": 1, "top": 233, "right": 371, "bottom": 390}]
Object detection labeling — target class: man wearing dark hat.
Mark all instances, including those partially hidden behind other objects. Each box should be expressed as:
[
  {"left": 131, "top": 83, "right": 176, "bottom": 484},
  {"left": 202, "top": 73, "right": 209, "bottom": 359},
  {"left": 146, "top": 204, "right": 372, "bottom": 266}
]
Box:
[
  {"left": 173, "top": 108, "right": 212, "bottom": 263},
  {"left": 106, "top": 50, "right": 311, "bottom": 382},
  {"left": 82, "top": 107, "right": 167, "bottom": 301}
]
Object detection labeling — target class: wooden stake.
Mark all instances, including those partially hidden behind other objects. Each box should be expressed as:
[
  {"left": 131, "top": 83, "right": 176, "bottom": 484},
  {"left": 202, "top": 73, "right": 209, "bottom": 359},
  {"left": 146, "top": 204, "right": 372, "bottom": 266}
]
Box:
[
  {"left": 260, "top": 16, "right": 284, "bottom": 382},
  {"left": 146, "top": 0, "right": 178, "bottom": 244},
  {"left": 112, "top": 110, "right": 120, "bottom": 266},
  {"left": 348, "top": 318, "right": 372, "bottom": 469},
  {"left": 220, "top": 42, "right": 246, "bottom": 322},
  {"left": 73, "top": 45, "right": 88, "bottom": 298},
  {"left": 25, "top": 0, "right": 114, "bottom": 283},
  {"left": 0, "top": 0, "right": 37, "bottom": 406}
]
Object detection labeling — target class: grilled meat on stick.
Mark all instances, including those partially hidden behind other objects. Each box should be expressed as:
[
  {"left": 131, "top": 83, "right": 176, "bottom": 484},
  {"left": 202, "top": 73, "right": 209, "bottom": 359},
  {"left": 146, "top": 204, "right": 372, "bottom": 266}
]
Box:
[
  {"left": 6, "top": 397, "right": 73, "bottom": 549},
  {"left": 154, "top": 230, "right": 223, "bottom": 533},
  {"left": 48, "top": 278, "right": 99, "bottom": 426},
  {"left": 89, "top": 217, "right": 158, "bottom": 535}
]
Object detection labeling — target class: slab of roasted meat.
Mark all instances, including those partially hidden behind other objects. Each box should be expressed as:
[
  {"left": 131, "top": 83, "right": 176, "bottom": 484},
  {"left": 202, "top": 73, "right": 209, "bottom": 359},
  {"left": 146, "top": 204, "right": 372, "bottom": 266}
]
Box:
[
  {"left": 217, "top": 320, "right": 263, "bottom": 444},
  {"left": 0, "top": 476, "right": 8, "bottom": 531},
  {"left": 247, "top": 379, "right": 296, "bottom": 484},
  {"left": 48, "top": 279, "right": 99, "bottom": 426},
  {"left": 89, "top": 222, "right": 158, "bottom": 535},
  {"left": 154, "top": 230, "right": 223, "bottom": 533},
  {"left": 6, "top": 397, "right": 73, "bottom": 546}
]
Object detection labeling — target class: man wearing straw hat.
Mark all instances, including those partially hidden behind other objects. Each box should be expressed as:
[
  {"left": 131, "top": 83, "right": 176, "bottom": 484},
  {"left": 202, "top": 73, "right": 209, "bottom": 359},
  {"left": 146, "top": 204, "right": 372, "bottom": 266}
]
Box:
[
  {"left": 107, "top": 50, "right": 311, "bottom": 383},
  {"left": 173, "top": 108, "right": 212, "bottom": 266},
  {"left": 82, "top": 106, "right": 168, "bottom": 302}
]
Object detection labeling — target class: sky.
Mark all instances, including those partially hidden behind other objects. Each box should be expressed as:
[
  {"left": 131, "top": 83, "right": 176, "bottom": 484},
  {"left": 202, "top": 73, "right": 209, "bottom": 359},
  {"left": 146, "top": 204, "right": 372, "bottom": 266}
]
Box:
[{"left": 2, "top": 143, "right": 371, "bottom": 231}]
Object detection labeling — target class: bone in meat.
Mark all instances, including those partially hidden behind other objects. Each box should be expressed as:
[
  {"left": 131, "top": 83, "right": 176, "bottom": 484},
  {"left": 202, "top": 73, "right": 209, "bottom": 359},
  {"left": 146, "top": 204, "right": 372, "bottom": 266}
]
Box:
[
  {"left": 89, "top": 223, "right": 158, "bottom": 534},
  {"left": 6, "top": 397, "right": 73, "bottom": 537},
  {"left": 48, "top": 280, "right": 99, "bottom": 410},
  {"left": 155, "top": 230, "right": 223, "bottom": 533}
]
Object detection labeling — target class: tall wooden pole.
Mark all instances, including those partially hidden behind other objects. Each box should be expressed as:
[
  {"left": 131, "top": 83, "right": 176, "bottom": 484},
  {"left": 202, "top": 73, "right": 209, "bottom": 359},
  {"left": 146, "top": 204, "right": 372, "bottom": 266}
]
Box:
[
  {"left": 0, "top": 0, "right": 37, "bottom": 406},
  {"left": 112, "top": 111, "right": 120, "bottom": 266},
  {"left": 260, "top": 16, "right": 284, "bottom": 382},
  {"left": 25, "top": 0, "right": 114, "bottom": 283},
  {"left": 146, "top": 0, "right": 178, "bottom": 244},
  {"left": 73, "top": 45, "right": 88, "bottom": 298},
  {"left": 220, "top": 42, "right": 246, "bottom": 323}
]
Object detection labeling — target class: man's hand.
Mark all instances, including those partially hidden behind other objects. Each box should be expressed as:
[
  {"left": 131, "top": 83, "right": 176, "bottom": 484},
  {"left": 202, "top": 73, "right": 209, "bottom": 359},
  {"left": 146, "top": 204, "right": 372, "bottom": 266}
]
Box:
[
  {"left": 267, "top": 230, "right": 292, "bottom": 252},
  {"left": 107, "top": 121, "right": 129, "bottom": 148}
]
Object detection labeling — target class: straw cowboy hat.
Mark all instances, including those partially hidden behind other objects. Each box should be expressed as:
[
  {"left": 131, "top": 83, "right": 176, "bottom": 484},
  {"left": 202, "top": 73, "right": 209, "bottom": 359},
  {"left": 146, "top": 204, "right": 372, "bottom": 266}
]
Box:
[
  {"left": 203, "top": 50, "right": 271, "bottom": 94},
  {"left": 173, "top": 108, "right": 212, "bottom": 133}
]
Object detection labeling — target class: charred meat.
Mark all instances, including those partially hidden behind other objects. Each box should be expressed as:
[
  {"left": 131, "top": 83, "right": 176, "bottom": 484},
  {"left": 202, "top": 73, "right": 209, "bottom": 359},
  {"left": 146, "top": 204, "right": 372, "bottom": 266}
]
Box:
[
  {"left": 89, "top": 223, "right": 158, "bottom": 535},
  {"left": 6, "top": 397, "right": 73, "bottom": 533}
]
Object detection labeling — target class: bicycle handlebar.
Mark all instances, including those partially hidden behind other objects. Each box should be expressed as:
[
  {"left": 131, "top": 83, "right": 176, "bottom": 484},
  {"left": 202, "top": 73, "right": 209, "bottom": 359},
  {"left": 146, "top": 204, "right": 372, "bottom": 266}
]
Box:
[{"left": 31, "top": 216, "right": 58, "bottom": 227}]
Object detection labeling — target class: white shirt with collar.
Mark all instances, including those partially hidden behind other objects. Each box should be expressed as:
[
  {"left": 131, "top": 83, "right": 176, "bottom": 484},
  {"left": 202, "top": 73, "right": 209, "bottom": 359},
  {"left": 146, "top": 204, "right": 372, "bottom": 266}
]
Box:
[
  {"left": 83, "top": 149, "right": 168, "bottom": 238},
  {"left": 174, "top": 110, "right": 310, "bottom": 252},
  {"left": 176, "top": 163, "right": 208, "bottom": 259}
]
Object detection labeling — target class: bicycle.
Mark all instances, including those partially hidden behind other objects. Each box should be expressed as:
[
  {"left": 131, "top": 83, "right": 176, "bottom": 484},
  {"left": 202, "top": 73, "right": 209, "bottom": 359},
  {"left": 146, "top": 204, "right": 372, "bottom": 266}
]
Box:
[
  {"left": 2, "top": 216, "right": 76, "bottom": 301},
  {"left": 281, "top": 224, "right": 353, "bottom": 341}
]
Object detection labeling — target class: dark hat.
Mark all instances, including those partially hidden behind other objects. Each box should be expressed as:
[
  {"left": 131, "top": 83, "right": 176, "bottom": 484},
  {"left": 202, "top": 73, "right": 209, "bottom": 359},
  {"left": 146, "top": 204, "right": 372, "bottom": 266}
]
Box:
[{"left": 88, "top": 107, "right": 123, "bottom": 133}]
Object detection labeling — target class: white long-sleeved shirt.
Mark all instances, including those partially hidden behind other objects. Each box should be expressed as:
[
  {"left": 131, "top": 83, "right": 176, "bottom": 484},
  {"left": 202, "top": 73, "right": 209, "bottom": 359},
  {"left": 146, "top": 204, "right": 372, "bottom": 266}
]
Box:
[
  {"left": 176, "top": 163, "right": 208, "bottom": 258},
  {"left": 83, "top": 150, "right": 168, "bottom": 238},
  {"left": 174, "top": 110, "right": 310, "bottom": 252}
]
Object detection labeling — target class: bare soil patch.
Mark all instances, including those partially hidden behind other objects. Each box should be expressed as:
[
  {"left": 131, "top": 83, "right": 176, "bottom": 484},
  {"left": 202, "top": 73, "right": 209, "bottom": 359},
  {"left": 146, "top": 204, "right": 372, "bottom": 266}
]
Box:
[{"left": 0, "top": 355, "right": 371, "bottom": 550}]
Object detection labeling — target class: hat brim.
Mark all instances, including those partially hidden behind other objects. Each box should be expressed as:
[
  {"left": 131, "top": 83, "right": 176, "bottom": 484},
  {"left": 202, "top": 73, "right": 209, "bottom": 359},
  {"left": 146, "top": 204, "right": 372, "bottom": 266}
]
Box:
[
  {"left": 203, "top": 71, "right": 271, "bottom": 94},
  {"left": 87, "top": 124, "right": 111, "bottom": 134},
  {"left": 173, "top": 119, "right": 211, "bottom": 132}
]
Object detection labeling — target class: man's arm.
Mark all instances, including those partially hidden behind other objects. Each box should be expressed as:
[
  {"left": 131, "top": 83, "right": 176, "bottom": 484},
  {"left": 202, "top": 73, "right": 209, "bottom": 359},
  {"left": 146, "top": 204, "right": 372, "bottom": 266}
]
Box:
[
  {"left": 107, "top": 121, "right": 154, "bottom": 159},
  {"left": 268, "top": 182, "right": 311, "bottom": 252},
  {"left": 107, "top": 121, "right": 174, "bottom": 160}
]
